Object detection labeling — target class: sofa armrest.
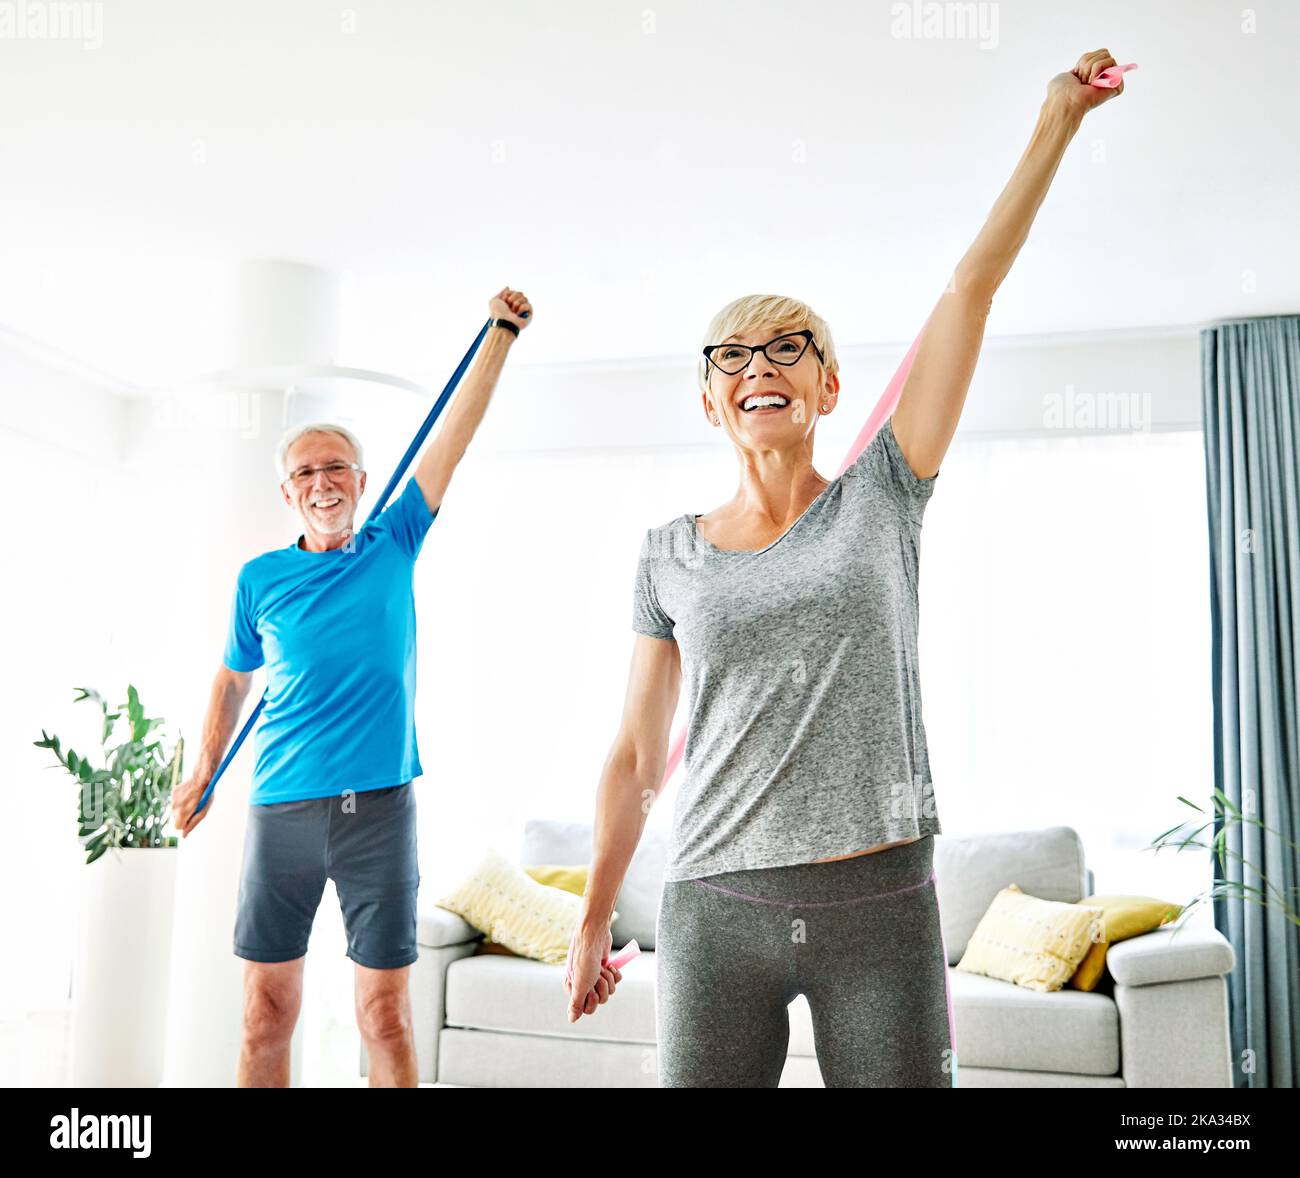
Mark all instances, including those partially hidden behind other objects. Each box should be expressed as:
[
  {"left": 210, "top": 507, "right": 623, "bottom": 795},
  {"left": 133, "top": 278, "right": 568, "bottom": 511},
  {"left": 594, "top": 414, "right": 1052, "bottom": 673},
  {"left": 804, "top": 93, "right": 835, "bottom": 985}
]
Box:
[
  {"left": 1105, "top": 924, "right": 1235, "bottom": 987},
  {"left": 1108, "top": 925, "right": 1237, "bottom": 1088},
  {"left": 419, "top": 902, "right": 484, "bottom": 950}
]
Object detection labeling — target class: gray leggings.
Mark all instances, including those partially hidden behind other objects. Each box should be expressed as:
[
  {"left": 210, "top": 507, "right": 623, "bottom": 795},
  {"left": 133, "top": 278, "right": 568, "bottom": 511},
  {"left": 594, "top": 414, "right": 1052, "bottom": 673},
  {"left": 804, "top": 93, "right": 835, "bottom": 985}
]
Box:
[{"left": 654, "top": 835, "right": 955, "bottom": 1087}]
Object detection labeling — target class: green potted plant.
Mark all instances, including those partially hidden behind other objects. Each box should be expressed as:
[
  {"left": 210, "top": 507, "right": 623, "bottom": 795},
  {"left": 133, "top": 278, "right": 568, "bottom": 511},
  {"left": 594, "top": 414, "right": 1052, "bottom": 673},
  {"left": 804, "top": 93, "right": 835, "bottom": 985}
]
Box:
[
  {"left": 35, "top": 684, "right": 183, "bottom": 1086},
  {"left": 1149, "top": 792, "right": 1300, "bottom": 932},
  {"left": 36, "top": 685, "right": 182, "bottom": 863}
]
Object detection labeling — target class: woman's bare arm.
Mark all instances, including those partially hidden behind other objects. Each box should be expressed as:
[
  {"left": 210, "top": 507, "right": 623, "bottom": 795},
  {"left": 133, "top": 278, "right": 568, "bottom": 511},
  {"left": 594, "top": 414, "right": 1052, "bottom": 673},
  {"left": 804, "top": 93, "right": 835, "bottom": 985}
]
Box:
[
  {"left": 567, "top": 633, "right": 681, "bottom": 1020},
  {"left": 580, "top": 633, "right": 681, "bottom": 933},
  {"left": 892, "top": 48, "right": 1128, "bottom": 480}
]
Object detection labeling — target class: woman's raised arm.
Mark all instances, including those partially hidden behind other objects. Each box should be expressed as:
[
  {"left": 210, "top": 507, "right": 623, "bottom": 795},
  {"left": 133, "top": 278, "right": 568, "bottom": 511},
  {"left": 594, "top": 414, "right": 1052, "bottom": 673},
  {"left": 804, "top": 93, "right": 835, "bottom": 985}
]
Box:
[{"left": 892, "top": 48, "right": 1129, "bottom": 480}]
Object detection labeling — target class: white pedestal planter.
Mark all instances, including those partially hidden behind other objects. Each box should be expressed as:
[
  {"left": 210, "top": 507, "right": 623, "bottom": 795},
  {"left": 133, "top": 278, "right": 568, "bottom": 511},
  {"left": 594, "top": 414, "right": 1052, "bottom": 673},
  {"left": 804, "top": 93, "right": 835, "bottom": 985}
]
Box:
[{"left": 72, "top": 846, "right": 178, "bottom": 1087}]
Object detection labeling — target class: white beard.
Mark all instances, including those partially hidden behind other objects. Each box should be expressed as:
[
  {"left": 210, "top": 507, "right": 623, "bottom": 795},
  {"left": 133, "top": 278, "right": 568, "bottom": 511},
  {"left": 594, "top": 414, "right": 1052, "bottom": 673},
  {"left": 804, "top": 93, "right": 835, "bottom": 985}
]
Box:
[{"left": 304, "top": 499, "right": 353, "bottom": 535}]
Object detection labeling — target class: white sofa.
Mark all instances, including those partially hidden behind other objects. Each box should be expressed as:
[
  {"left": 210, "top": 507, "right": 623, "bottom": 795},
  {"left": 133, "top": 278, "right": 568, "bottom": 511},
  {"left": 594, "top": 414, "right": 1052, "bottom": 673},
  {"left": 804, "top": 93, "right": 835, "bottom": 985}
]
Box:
[{"left": 361, "top": 822, "right": 1237, "bottom": 1087}]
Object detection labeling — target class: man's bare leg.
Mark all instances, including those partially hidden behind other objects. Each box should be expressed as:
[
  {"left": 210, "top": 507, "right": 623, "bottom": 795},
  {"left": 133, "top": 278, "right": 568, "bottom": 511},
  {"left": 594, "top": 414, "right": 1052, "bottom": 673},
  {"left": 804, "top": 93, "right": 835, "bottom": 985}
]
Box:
[
  {"left": 237, "top": 957, "right": 306, "bottom": 1087},
  {"left": 355, "top": 962, "right": 417, "bottom": 1087}
]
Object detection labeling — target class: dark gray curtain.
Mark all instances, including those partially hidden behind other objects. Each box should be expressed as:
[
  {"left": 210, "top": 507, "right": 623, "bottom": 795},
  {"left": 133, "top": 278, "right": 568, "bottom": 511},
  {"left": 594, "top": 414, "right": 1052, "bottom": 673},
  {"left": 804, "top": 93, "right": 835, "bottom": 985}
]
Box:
[{"left": 1202, "top": 314, "right": 1300, "bottom": 1089}]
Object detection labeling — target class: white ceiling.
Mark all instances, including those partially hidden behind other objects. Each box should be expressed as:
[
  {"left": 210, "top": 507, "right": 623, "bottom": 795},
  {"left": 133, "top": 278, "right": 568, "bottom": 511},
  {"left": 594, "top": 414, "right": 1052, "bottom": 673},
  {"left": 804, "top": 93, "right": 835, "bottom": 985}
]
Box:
[{"left": 0, "top": 0, "right": 1296, "bottom": 390}]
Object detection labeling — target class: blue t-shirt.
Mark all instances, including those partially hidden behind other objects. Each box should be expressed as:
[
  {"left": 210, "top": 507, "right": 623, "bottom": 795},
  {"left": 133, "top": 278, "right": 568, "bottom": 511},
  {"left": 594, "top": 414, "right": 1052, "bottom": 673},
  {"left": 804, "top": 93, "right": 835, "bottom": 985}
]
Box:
[{"left": 222, "top": 476, "right": 437, "bottom": 805}]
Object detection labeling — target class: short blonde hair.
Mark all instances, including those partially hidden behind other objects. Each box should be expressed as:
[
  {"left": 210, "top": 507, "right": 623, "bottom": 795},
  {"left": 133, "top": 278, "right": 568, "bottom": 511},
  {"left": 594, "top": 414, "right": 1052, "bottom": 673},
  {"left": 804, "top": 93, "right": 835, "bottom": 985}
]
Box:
[{"left": 698, "top": 294, "right": 839, "bottom": 395}]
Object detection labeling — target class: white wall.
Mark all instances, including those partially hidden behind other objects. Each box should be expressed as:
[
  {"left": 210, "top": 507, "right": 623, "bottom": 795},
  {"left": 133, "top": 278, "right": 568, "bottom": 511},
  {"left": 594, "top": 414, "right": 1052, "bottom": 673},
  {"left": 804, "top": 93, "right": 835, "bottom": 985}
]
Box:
[
  {"left": 0, "top": 334, "right": 138, "bottom": 1071},
  {"left": 468, "top": 323, "right": 1203, "bottom": 460}
]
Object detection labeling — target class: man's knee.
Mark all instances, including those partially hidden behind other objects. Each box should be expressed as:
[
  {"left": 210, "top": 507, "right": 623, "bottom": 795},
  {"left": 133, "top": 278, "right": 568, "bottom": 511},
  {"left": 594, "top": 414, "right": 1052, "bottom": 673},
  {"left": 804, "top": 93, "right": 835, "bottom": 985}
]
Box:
[
  {"left": 241, "top": 963, "right": 304, "bottom": 1047},
  {"left": 356, "top": 982, "right": 412, "bottom": 1043}
]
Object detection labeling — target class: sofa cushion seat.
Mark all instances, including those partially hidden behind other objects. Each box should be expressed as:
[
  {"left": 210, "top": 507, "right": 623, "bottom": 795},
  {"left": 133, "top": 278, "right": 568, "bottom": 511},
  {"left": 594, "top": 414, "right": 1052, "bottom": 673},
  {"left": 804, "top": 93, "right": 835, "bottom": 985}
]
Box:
[
  {"left": 948, "top": 968, "right": 1119, "bottom": 1075},
  {"left": 445, "top": 951, "right": 658, "bottom": 1043}
]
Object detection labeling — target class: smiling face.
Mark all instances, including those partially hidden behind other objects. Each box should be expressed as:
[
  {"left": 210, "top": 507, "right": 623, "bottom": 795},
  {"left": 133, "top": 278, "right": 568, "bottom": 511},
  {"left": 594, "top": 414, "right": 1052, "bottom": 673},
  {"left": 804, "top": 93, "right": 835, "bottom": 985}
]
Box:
[
  {"left": 279, "top": 430, "right": 367, "bottom": 549},
  {"left": 702, "top": 324, "right": 840, "bottom": 446}
]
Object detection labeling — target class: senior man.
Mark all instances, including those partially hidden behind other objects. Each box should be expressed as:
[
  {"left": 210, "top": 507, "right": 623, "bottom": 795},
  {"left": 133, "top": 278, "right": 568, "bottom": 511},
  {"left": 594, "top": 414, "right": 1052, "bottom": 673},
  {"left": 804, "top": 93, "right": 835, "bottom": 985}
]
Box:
[{"left": 172, "top": 287, "right": 533, "bottom": 1087}]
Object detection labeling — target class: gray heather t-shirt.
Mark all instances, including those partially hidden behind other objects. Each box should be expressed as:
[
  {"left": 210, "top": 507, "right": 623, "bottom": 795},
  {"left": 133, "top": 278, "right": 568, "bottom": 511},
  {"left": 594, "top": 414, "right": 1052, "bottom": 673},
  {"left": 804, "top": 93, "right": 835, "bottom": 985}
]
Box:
[{"left": 632, "top": 415, "right": 941, "bottom": 882}]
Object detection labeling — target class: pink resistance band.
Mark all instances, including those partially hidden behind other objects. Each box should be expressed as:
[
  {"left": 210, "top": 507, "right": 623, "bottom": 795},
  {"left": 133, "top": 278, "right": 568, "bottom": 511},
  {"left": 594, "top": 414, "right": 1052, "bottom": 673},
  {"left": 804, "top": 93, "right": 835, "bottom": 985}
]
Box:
[
  {"left": 566, "top": 939, "right": 640, "bottom": 991},
  {"left": 571, "top": 58, "right": 1137, "bottom": 989},
  {"left": 1092, "top": 62, "right": 1137, "bottom": 88}
]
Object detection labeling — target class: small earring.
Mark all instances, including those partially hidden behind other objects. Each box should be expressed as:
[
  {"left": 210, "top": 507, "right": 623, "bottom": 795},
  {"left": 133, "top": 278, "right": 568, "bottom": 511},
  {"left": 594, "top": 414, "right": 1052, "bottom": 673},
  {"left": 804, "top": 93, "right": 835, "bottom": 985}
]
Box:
[
  {"left": 820, "top": 404, "right": 828, "bottom": 412},
  {"left": 713, "top": 416, "right": 720, "bottom": 425}
]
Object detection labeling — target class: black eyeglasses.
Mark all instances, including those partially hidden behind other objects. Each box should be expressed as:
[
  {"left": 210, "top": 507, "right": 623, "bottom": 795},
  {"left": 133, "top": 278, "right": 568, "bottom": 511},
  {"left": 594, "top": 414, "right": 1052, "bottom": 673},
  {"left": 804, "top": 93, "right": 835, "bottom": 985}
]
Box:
[{"left": 703, "top": 329, "right": 825, "bottom": 376}]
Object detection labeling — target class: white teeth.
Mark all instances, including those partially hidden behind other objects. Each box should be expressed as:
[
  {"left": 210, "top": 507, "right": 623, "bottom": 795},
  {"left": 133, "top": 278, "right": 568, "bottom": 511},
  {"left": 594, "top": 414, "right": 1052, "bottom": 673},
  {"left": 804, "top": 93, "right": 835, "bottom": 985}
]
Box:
[
  {"left": 742, "top": 394, "right": 790, "bottom": 412},
  {"left": 313, "top": 499, "right": 341, "bottom": 508}
]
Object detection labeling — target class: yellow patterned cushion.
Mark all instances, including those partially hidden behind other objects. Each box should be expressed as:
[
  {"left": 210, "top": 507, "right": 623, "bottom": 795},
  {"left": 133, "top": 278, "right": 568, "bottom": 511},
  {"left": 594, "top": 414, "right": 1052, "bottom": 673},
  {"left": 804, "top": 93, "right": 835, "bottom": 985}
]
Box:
[
  {"left": 1068, "top": 893, "right": 1183, "bottom": 991},
  {"left": 479, "top": 865, "right": 591, "bottom": 957},
  {"left": 955, "top": 884, "right": 1104, "bottom": 992},
  {"left": 524, "top": 864, "right": 590, "bottom": 898},
  {"left": 437, "top": 849, "right": 609, "bottom": 965}
]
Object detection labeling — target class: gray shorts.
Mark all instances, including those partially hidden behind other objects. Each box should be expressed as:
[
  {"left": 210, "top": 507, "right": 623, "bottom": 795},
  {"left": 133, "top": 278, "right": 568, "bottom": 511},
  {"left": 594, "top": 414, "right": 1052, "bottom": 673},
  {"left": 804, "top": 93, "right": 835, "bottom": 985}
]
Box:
[{"left": 233, "top": 782, "right": 421, "bottom": 969}]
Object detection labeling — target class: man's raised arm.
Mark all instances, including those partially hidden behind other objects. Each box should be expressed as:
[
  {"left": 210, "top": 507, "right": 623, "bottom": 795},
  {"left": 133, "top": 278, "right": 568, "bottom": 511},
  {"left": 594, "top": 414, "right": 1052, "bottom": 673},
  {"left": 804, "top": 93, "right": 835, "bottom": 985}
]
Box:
[{"left": 414, "top": 286, "right": 533, "bottom": 514}]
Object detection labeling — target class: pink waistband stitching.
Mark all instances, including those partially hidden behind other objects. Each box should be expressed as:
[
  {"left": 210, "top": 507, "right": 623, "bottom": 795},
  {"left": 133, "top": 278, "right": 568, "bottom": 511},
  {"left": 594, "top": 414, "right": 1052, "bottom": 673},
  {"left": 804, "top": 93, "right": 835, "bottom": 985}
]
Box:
[{"left": 688, "top": 871, "right": 934, "bottom": 908}]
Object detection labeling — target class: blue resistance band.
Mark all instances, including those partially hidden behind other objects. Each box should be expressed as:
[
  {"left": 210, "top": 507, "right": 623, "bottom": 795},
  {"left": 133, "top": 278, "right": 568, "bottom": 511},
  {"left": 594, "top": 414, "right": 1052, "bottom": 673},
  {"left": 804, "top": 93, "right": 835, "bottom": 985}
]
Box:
[{"left": 193, "top": 317, "right": 505, "bottom": 819}]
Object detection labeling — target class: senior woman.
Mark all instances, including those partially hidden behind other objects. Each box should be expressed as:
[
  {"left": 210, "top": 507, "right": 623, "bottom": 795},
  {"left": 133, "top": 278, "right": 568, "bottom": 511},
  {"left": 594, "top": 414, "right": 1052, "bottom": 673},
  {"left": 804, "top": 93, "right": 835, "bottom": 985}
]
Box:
[{"left": 564, "top": 50, "right": 1128, "bottom": 1087}]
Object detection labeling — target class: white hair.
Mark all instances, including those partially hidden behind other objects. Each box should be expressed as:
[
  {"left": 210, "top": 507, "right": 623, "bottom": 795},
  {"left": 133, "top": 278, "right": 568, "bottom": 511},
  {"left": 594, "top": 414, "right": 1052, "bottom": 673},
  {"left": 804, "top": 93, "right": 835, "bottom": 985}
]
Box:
[{"left": 275, "top": 422, "right": 365, "bottom": 480}]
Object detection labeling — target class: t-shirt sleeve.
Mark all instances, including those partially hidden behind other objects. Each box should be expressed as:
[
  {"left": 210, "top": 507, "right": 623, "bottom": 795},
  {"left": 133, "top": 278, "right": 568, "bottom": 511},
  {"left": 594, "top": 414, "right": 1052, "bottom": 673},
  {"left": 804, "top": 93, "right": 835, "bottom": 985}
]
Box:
[
  {"left": 222, "top": 568, "right": 264, "bottom": 673},
  {"left": 632, "top": 528, "right": 677, "bottom": 640},
  {"left": 368, "top": 476, "right": 439, "bottom": 560},
  {"left": 849, "top": 415, "right": 939, "bottom": 526}
]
